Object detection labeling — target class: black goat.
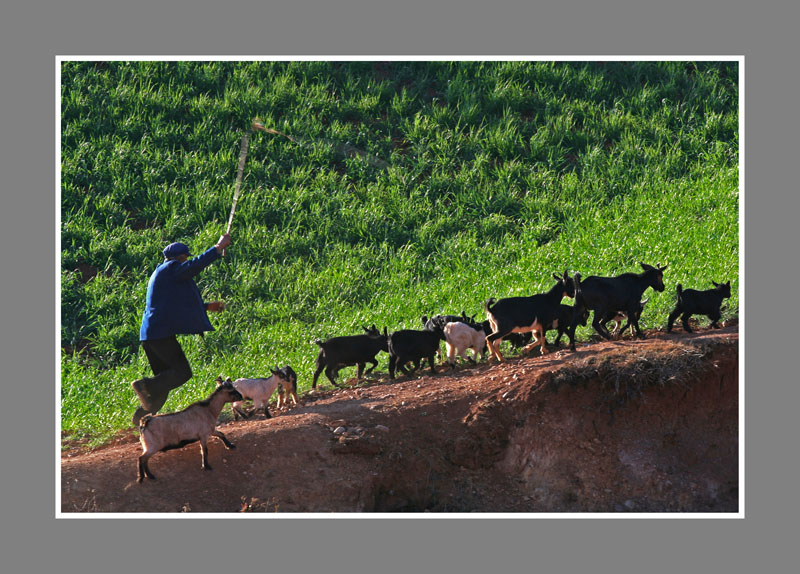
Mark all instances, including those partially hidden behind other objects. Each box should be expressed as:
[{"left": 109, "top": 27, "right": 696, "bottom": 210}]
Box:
[
  {"left": 484, "top": 271, "right": 575, "bottom": 362},
  {"left": 667, "top": 281, "right": 731, "bottom": 333},
  {"left": 312, "top": 325, "right": 389, "bottom": 388},
  {"left": 550, "top": 304, "right": 590, "bottom": 346},
  {"left": 569, "top": 263, "right": 667, "bottom": 349},
  {"left": 388, "top": 324, "right": 446, "bottom": 379}
]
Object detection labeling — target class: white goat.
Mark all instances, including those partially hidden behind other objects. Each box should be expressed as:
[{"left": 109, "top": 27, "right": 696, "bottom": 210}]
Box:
[
  {"left": 224, "top": 365, "right": 298, "bottom": 420},
  {"left": 443, "top": 321, "right": 487, "bottom": 369},
  {"left": 137, "top": 381, "right": 242, "bottom": 483}
]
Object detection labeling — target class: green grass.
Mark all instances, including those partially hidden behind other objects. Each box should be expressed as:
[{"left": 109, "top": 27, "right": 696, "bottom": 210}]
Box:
[{"left": 60, "top": 60, "right": 739, "bottom": 445}]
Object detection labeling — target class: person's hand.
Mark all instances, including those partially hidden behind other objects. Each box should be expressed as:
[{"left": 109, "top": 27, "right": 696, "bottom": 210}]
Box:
[
  {"left": 206, "top": 301, "right": 226, "bottom": 312},
  {"left": 215, "top": 233, "right": 232, "bottom": 255}
]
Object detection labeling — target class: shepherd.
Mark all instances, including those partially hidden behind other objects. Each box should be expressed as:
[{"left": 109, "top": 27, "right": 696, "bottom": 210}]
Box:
[{"left": 130, "top": 232, "right": 232, "bottom": 426}]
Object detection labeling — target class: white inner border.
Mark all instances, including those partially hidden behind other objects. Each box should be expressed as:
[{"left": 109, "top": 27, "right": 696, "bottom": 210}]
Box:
[{"left": 56, "top": 55, "right": 744, "bottom": 519}]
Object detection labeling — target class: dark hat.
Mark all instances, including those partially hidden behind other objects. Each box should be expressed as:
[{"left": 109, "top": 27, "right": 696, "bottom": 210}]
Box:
[{"left": 163, "top": 242, "right": 191, "bottom": 258}]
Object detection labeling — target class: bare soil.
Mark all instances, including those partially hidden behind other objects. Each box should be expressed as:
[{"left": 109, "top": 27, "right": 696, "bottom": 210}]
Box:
[{"left": 60, "top": 325, "right": 739, "bottom": 514}]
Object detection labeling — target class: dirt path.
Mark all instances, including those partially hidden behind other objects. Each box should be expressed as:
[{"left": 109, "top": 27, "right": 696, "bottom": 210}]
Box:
[{"left": 60, "top": 326, "right": 739, "bottom": 513}]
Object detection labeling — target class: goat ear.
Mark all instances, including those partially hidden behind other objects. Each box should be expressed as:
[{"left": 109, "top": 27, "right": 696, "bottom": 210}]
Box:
[
  {"left": 640, "top": 263, "right": 654, "bottom": 271},
  {"left": 383, "top": 326, "right": 388, "bottom": 336},
  {"left": 553, "top": 273, "right": 561, "bottom": 281},
  {"left": 421, "top": 315, "right": 428, "bottom": 324},
  {"left": 712, "top": 280, "right": 719, "bottom": 287}
]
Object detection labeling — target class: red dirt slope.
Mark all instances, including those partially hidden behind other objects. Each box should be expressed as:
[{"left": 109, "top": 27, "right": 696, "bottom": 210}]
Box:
[{"left": 60, "top": 326, "right": 739, "bottom": 513}]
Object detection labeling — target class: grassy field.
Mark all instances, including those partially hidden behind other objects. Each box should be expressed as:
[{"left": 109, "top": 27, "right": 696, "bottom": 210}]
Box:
[{"left": 60, "top": 60, "right": 739, "bottom": 445}]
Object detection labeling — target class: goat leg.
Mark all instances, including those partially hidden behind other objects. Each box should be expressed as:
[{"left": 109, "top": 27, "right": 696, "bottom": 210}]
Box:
[
  {"left": 398, "top": 360, "right": 414, "bottom": 376},
  {"left": 591, "top": 314, "right": 613, "bottom": 340},
  {"left": 137, "top": 454, "right": 156, "bottom": 482},
  {"left": 364, "top": 359, "right": 378, "bottom": 374},
  {"left": 200, "top": 440, "right": 212, "bottom": 471},
  {"left": 325, "top": 366, "right": 345, "bottom": 388},
  {"left": 666, "top": 307, "right": 682, "bottom": 333},
  {"left": 212, "top": 429, "right": 236, "bottom": 450},
  {"left": 312, "top": 364, "right": 325, "bottom": 388}
]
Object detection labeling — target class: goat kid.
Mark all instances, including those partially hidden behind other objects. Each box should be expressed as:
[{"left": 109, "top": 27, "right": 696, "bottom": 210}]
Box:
[
  {"left": 388, "top": 324, "right": 446, "bottom": 379},
  {"left": 485, "top": 271, "right": 575, "bottom": 362},
  {"left": 137, "top": 381, "right": 242, "bottom": 483},
  {"left": 506, "top": 304, "right": 588, "bottom": 354},
  {"left": 569, "top": 263, "right": 667, "bottom": 349},
  {"left": 223, "top": 365, "right": 298, "bottom": 420},
  {"left": 312, "top": 325, "right": 388, "bottom": 388},
  {"left": 667, "top": 281, "right": 731, "bottom": 333},
  {"left": 443, "top": 321, "right": 487, "bottom": 369}
]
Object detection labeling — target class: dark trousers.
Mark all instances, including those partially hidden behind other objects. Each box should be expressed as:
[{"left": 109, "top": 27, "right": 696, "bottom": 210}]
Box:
[{"left": 132, "top": 336, "right": 193, "bottom": 425}]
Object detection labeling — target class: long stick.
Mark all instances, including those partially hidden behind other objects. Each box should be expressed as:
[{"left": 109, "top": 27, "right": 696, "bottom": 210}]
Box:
[
  {"left": 252, "top": 121, "right": 299, "bottom": 143},
  {"left": 223, "top": 133, "right": 249, "bottom": 255}
]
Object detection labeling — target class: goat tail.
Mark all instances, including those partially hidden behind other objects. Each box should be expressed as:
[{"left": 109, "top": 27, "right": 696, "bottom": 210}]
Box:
[
  {"left": 139, "top": 414, "right": 153, "bottom": 431},
  {"left": 484, "top": 297, "right": 496, "bottom": 313}
]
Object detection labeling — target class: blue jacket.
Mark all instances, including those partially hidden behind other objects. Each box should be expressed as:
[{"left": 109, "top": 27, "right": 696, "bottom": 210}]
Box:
[{"left": 139, "top": 246, "right": 222, "bottom": 341}]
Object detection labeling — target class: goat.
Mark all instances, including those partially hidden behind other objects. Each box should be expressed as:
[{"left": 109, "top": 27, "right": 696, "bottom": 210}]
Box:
[
  {"left": 137, "top": 381, "right": 242, "bottom": 483},
  {"left": 388, "top": 324, "right": 446, "bottom": 379},
  {"left": 503, "top": 304, "right": 588, "bottom": 354},
  {"left": 568, "top": 263, "right": 667, "bottom": 349},
  {"left": 604, "top": 298, "right": 649, "bottom": 338},
  {"left": 223, "top": 365, "right": 298, "bottom": 420},
  {"left": 549, "top": 304, "right": 590, "bottom": 346},
  {"left": 312, "top": 325, "right": 388, "bottom": 388},
  {"left": 484, "top": 271, "right": 575, "bottom": 362},
  {"left": 667, "top": 281, "right": 731, "bottom": 333},
  {"left": 443, "top": 321, "right": 487, "bottom": 369}
]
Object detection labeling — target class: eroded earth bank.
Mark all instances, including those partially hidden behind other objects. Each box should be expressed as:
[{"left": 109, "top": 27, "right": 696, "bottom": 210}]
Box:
[{"left": 61, "top": 326, "right": 739, "bottom": 513}]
